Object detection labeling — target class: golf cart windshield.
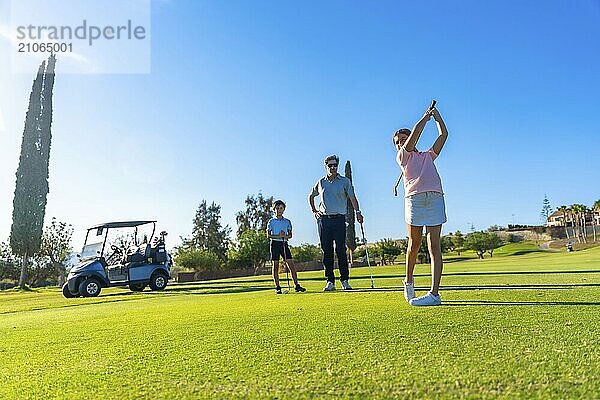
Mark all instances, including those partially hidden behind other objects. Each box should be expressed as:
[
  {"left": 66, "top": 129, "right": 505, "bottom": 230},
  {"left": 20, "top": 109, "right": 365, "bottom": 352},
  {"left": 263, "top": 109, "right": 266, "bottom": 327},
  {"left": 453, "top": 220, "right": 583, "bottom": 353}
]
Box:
[{"left": 81, "top": 241, "right": 103, "bottom": 259}]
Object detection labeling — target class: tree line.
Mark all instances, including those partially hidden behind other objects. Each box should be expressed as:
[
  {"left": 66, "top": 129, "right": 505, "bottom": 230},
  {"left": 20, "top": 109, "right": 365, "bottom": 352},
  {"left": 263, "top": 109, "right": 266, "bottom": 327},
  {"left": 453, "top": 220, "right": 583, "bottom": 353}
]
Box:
[
  {"left": 351, "top": 229, "right": 504, "bottom": 264},
  {"left": 1, "top": 218, "right": 73, "bottom": 289}
]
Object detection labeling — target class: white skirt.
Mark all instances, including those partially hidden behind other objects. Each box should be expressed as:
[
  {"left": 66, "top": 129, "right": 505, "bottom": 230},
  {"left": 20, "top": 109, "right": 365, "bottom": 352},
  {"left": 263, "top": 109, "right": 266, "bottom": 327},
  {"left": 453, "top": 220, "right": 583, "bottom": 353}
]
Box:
[{"left": 405, "top": 191, "right": 447, "bottom": 226}]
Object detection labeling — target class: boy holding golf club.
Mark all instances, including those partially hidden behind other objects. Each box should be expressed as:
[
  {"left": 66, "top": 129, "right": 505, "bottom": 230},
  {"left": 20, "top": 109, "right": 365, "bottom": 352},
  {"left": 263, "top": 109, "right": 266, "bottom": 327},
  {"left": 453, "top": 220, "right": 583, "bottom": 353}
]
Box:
[
  {"left": 267, "top": 200, "right": 306, "bottom": 294},
  {"left": 393, "top": 102, "right": 448, "bottom": 306}
]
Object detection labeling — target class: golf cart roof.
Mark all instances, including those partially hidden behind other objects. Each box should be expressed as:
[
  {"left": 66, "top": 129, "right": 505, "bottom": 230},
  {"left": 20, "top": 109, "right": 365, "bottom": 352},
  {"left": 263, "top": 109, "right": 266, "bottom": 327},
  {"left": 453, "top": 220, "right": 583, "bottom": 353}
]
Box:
[{"left": 88, "top": 221, "right": 156, "bottom": 230}]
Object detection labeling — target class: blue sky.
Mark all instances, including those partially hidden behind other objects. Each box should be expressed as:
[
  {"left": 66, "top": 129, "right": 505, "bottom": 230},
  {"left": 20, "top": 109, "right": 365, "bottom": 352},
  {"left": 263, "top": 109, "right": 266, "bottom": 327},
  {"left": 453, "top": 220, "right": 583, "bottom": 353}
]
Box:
[{"left": 1, "top": 0, "right": 599, "bottom": 250}]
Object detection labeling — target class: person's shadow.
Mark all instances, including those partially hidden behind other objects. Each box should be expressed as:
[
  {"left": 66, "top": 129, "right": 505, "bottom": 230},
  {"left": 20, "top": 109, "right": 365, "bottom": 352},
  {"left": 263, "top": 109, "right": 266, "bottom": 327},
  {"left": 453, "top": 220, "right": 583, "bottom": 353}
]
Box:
[
  {"left": 350, "top": 282, "right": 600, "bottom": 306},
  {"left": 442, "top": 299, "right": 600, "bottom": 306}
]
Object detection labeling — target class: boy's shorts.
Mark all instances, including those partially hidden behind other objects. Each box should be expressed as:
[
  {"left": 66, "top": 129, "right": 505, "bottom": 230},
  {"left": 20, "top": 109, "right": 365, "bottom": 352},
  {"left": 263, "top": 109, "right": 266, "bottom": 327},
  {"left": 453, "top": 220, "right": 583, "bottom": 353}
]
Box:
[{"left": 270, "top": 240, "right": 292, "bottom": 261}]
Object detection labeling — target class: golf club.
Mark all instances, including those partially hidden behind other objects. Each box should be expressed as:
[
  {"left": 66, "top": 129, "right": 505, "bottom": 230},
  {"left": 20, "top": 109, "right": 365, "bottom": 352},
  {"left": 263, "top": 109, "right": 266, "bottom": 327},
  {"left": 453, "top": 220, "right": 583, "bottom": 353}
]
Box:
[
  {"left": 359, "top": 222, "right": 375, "bottom": 289},
  {"left": 394, "top": 100, "right": 437, "bottom": 196},
  {"left": 428, "top": 99, "right": 437, "bottom": 112},
  {"left": 282, "top": 233, "right": 291, "bottom": 294}
]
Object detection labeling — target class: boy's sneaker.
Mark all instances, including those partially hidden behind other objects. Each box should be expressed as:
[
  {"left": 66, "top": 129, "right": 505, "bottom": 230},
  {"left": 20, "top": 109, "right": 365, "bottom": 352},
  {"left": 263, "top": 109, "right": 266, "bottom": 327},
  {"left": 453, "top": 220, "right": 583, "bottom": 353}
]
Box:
[
  {"left": 275, "top": 286, "right": 282, "bottom": 294},
  {"left": 409, "top": 291, "right": 441, "bottom": 306},
  {"left": 403, "top": 279, "right": 415, "bottom": 302},
  {"left": 295, "top": 284, "right": 306, "bottom": 293},
  {"left": 341, "top": 280, "right": 353, "bottom": 290},
  {"left": 323, "top": 281, "right": 336, "bottom": 292}
]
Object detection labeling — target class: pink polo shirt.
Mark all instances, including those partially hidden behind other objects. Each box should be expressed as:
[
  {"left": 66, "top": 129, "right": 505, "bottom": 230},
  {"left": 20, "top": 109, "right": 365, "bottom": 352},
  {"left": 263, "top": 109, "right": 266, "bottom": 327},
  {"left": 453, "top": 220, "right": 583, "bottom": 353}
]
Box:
[{"left": 396, "top": 147, "right": 444, "bottom": 197}]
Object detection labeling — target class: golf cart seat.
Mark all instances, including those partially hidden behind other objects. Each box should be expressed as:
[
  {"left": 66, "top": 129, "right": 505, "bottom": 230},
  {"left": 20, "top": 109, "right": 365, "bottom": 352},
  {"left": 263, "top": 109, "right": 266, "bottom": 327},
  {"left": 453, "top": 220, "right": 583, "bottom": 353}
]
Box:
[
  {"left": 148, "top": 244, "right": 168, "bottom": 263},
  {"left": 126, "top": 244, "right": 151, "bottom": 265}
]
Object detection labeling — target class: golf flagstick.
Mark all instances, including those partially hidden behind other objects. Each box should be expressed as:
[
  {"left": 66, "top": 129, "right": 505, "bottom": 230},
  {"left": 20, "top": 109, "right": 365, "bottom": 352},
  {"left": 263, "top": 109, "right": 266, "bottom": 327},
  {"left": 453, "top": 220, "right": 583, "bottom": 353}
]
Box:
[
  {"left": 394, "top": 100, "right": 436, "bottom": 196},
  {"left": 360, "top": 222, "right": 374, "bottom": 289}
]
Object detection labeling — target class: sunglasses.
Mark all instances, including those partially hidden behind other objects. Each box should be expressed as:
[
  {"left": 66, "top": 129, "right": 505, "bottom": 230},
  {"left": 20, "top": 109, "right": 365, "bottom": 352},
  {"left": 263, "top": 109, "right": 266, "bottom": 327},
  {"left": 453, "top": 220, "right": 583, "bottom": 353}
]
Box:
[{"left": 327, "top": 163, "right": 338, "bottom": 168}]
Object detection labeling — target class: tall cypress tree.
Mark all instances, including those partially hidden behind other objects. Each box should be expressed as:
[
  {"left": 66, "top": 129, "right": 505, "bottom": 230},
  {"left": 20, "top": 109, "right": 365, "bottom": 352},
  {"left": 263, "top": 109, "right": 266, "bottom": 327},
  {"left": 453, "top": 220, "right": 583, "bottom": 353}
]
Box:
[
  {"left": 10, "top": 55, "right": 57, "bottom": 289},
  {"left": 345, "top": 161, "right": 357, "bottom": 264}
]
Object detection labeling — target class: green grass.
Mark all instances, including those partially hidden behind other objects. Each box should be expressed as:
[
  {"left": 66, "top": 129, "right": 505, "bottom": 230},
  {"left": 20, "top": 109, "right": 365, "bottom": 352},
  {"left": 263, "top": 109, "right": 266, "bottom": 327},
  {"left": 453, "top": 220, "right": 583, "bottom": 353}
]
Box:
[{"left": 1, "top": 244, "right": 600, "bottom": 399}]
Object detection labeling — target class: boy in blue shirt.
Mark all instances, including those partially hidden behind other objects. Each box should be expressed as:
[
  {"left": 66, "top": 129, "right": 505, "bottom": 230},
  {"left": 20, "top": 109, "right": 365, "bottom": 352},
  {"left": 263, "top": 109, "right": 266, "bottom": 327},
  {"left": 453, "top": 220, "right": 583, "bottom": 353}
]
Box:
[{"left": 267, "top": 200, "right": 306, "bottom": 294}]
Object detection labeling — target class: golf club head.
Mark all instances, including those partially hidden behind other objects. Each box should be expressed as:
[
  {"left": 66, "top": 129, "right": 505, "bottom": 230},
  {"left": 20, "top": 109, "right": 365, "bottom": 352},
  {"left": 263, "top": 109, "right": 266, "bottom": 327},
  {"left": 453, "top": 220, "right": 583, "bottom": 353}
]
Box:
[{"left": 428, "top": 100, "right": 436, "bottom": 111}]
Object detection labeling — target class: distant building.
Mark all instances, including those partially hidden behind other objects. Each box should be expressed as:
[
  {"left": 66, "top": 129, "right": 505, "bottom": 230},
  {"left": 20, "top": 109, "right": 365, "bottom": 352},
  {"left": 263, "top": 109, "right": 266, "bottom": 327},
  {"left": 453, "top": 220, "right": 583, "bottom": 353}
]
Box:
[
  {"left": 547, "top": 210, "right": 566, "bottom": 227},
  {"left": 547, "top": 210, "right": 595, "bottom": 227}
]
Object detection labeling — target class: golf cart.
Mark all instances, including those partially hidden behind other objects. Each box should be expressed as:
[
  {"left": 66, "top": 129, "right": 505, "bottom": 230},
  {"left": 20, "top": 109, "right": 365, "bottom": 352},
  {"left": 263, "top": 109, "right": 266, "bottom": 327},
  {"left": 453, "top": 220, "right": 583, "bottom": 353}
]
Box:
[{"left": 62, "top": 220, "right": 172, "bottom": 298}]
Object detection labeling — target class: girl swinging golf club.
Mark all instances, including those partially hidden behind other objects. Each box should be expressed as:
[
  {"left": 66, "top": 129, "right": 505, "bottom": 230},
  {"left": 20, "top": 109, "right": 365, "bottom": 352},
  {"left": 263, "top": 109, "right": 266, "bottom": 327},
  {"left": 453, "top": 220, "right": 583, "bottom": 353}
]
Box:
[{"left": 393, "top": 100, "right": 448, "bottom": 306}]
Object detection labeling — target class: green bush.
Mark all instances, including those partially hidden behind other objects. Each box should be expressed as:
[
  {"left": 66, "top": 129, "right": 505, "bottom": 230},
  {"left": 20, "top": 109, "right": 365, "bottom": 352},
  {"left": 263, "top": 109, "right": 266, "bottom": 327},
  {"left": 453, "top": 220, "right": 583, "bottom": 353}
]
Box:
[
  {"left": 465, "top": 231, "right": 504, "bottom": 259},
  {"left": 507, "top": 234, "right": 521, "bottom": 243},
  {"left": 0, "top": 242, "right": 20, "bottom": 282},
  {"left": 291, "top": 243, "right": 321, "bottom": 262},
  {"left": 227, "top": 230, "right": 270, "bottom": 274},
  {"left": 174, "top": 248, "right": 221, "bottom": 272}
]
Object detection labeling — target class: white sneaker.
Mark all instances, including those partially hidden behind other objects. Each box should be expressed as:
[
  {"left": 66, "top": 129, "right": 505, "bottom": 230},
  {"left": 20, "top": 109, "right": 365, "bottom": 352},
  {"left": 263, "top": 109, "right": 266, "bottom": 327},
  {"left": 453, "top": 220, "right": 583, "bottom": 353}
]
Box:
[
  {"left": 409, "top": 292, "right": 441, "bottom": 306},
  {"left": 403, "top": 279, "right": 415, "bottom": 302},
  {"left": 323, "top": 281, "right": 336, "bottom": 292},
  {"left": 341, "top": 280, "right": 353, "bottom": 290}
]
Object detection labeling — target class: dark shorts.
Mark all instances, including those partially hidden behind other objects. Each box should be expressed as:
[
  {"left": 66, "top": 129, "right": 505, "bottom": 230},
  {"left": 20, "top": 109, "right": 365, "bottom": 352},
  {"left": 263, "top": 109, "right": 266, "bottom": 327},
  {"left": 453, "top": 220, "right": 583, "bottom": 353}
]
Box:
[{"left": 270, "top": 240, "right": 292, "bottom": 261}]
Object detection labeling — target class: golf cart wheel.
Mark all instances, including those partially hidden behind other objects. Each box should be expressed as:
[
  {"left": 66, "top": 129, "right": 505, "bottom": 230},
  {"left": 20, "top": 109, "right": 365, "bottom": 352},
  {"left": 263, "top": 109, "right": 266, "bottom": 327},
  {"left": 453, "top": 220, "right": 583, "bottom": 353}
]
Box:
[
  {"left": 62, "top": 283, "right": 76, "bottom": 298},
  {"left": 129, "top": 283, "right": 146, "bottom": 292},
  {"left": 79, "top": 277, "right": 101, "bottom": 297},
  {"left": 149, "top": 272, "right": 168, "bottom": 291}
]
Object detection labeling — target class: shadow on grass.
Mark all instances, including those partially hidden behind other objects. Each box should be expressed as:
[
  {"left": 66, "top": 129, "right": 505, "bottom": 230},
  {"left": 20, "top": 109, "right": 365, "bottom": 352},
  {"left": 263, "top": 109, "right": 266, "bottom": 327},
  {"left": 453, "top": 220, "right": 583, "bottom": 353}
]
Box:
[
  {"left": 438, "top": 283, "right": 600, "bottom": 290},
  {"left": 442, "top": 299, "right": 600, "bottom": 306},
  {"left": 495, "top": 247, "right": 547, "bottom": 257},
  {"left": 443, "top": 257, "right": 476, "bottom": 263},
  {"left": 0, "top": 294, "right": 150, "bottom": 315},
  {"left": 214, "top": 269, "right": 600, "bottom": 285},
  {"left": 0, "top": 285, "right": 274, "bottom": 314},
  {"left": 427, "top": 269, "right": 600, "bottom": 278},
  {"left": 7, "top": 286, "right": 35, "bottom": 292},
  {"left": 508, "top": 250, "right": 545, "bottom": 256},
  {"left": 320, "top": 283, "right": 600, "bottom": 293},
  {"left": 87, "top": 285, "right": 273, "bottom": 298},
  {"left": 162, "top": 285, "right": 271, "bottom": 296}
]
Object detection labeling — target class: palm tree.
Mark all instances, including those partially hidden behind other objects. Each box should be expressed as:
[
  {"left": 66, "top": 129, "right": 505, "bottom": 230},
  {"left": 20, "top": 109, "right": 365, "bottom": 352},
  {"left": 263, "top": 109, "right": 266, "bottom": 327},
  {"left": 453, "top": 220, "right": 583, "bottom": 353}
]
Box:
[
  {"left": 567, "top": 205, "right": 579, "bottom": 243},
  {"left": 572, "top": 204, "right": 587, "bottom": 243},
  {"left": 558, "top": 205, "right": 569, "bottom": 239},
  {"left": 592, "top": 199, "right": 600, "bottom": 243},
  {"left": 581, "top": 205, "right": 590, "bottom": 243}
]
